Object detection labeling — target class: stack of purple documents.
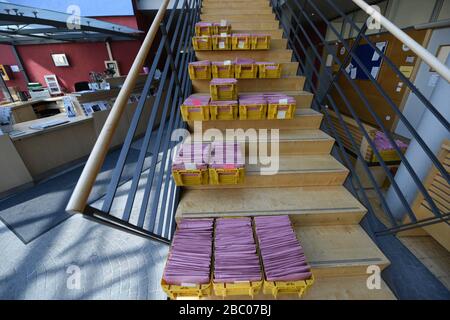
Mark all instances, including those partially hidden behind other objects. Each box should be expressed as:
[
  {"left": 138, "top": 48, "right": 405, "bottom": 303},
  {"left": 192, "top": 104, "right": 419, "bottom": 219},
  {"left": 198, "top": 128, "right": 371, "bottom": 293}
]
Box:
[
  {"left": 163, "top": 218, "right": 214, "bottom": 285},
  {"left": 214, "top": 218, "right": 262, "bottom": 283},
  {"left": 172, "top": 143, "right": 211, "bottom": 170},
  {"left": 209, "top": 142, "right": 245, "bottom": 170},
  {"left": 254, "top": 216, "right": 312, "bottom": 282}
]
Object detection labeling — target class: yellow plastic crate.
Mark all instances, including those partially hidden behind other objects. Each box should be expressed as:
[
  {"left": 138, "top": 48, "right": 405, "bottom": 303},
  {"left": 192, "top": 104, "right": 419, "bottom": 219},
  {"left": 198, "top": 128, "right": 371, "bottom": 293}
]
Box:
[
  {"left": 209, "top": 167, "right": 245, "bottom": 184},
  {"left": 213, "top": 24, "right": 232, "bottom": 35},
  {"left": 209, "top": 102, "right": 238, "bottom": 120},
  {"left": 239, "top": 103, "right": 267, "bottom": 120},
  {"left": 192, "top": 36, "right": 212, "bottom": 51},
  {"left": 161, "top": 279, "right": 212, "bottom": 300},
  {"left": 370, "top": 149, "right": 406, "bottom": 163},
  {"left": 195, "top": 23, "right": 213, "bottom": 36},
  {"left": 172, "top": 169, "right": 209, "bottom": 186},
  {"left": 251, "top": 34, "right": 271, "bottom": 50},
  {"left": 263, "top": 275, "right": 314, "bottom": 299},
  {"left": 212, "top": 62, "right": 235, "bottom": 78},
  {"left": 258, "top": 63, "right": 281, "bottom": 78},
  {"left": 235, "top": 63, "right": 258, "bottom": 79},
  {"left": 210, "top": 80, "right": 238, "bottom": 101},
  {"left": 213, "top": 281, "right": 262, "bottom": 298},
  {"left": 212, "top": 35, "right": 232, "bottom": 50},
  {"left": 232, "top": 34, "right": 251, "bottom": 50},
  {"left": 188, "top": 62, "right": 211, "bottom": 80},
  {"left": 267, "top": 102, "right": 296, "bottom": 120},
  {"left": 180, "top": 105, "right": 210, "bottom": 121}
]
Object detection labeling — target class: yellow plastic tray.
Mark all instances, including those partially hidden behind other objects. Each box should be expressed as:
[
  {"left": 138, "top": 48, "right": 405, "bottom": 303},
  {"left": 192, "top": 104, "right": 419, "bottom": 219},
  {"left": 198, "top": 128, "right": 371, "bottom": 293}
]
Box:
[
  {"left": 239, "top": 103, "right": 267, "bottom": 120},
  {"left": 235, "top": 64, "right": 258, "bottom": 79},
  {"left": 232, "top": 35, "right": 251, "bottom": 50},
  {"left": 212, "top": 35, "right": 232, "bottom": 50},
  {"left": 209, "top": 167, "right": 245, "bottom": 184},
  {"left": 210, "top": 83, "right": 238, "bottom": 101},
  {"left": 213, "top": 25, "right": 232, "bottom": 35},
  {"left": 251, "top": 35, "right": 271, "bottom": 50},
  {"left": 195, "top": 24, "right": 212, "bottom": 36},
  {"left": 212, "top": 63, "right": 235, "bottom": 78},
  {"left": 263, "top": 275, "right": 314, "bottom": 299},
  {"left": 172, "top": 169, "right": 209, "bottom": 186},
  {"left": 213, "top": 281, "right": 263, "bottom": 298},
  {"left": 209, "top": 103, "right": 238, "bottom": 120},
  {"left": 258, "top": 63, "right": 281, "bottom": 78},
  {"left": 192, "top": 36, "right": 212, "bottom": 51},
  {"left": 267, "top": 103, "right": 296, "bottom": 120},
  {"left": 180, "top": 104, "right": 210, "bottom": 121},
  {"left": 188, "top": 63, "right": 211, "bottom": 80},
  {"left": 161, "top": 279, "right": 212, "bottom": 300}
]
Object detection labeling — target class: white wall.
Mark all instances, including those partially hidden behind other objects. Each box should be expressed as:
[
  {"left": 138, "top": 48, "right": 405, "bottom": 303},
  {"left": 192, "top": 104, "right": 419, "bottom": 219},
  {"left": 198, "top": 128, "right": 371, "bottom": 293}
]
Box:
[{"left": 395, "top": 27, "right": 450, "bottom": 138}]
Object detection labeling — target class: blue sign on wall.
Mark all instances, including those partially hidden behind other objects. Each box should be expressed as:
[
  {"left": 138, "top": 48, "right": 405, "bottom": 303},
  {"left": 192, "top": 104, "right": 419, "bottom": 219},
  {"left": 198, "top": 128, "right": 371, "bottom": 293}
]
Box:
[
  {"left": 345, "top": 42, "right": 388, "bottom": 80},
  {"left": 5, "top": 0, "right": 135, "bottom": 17}
]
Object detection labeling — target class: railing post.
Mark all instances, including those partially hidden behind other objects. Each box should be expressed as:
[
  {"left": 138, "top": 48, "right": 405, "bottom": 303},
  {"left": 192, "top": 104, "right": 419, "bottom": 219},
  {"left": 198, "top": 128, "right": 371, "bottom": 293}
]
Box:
[{"left": 66, "top": 0, "right": 171, "bottom": 214}]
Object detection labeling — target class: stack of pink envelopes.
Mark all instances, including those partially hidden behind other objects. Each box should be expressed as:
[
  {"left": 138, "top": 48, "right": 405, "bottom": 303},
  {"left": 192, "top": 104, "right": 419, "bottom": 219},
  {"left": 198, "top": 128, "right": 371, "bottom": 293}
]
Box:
[
  {"left": 163, "top": 219, "right": 214, "bottom": 285},
  {"left": 209, "top": 142, "right": 245, "bottom": 169},
  {"left": 214, "top": 218, "right": 262, "bottom": 283},
  {"left": 254, "top": 216, "right": 312, "bottom": 282},
  {"left": 172, "top": 143, "right": 211, "bottom": 170}
]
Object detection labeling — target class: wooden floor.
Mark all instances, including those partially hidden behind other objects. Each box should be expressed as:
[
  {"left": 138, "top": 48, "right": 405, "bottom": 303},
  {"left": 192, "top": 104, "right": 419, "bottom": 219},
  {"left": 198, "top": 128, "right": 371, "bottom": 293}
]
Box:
[{"left": 171, "top": 0, "right": 396, "bottom": 300}]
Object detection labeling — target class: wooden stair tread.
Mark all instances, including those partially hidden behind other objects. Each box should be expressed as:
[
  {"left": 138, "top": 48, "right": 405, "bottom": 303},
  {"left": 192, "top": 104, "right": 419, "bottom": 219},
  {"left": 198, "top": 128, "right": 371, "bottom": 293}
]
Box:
[
  {"left": 187, "top": 154, "right": 349, "bottom": 189},
  {"left": 188, "top": 109, "right": 323, "bottom": 131},
  {"left": 246, "top": 154, "right": 348, "bottom": 174},
  {"left": 195, "top": 49, "right": 293, "bottom": 63},
  {"left": 192, "top": 275, "right": 395, "bottom": 300},
  {"left": 201, "top": 8, "right": 273, "bottom": 15},
  {"left": 296, "top": 224, "right": 390, "bottom": 277},
  {"left": 192, "top": 76, "right": 305, "bottom": 93},
  {"left": 201, "top": 13, "right": 276, "bottom": 22},
  {"left": 176, "top": 186, "right": 366, "bottom": 225}
]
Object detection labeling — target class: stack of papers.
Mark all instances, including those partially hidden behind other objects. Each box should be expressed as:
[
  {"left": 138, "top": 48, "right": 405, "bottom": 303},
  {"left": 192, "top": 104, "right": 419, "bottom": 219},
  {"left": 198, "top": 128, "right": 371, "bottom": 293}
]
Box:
[
  {"left": 214, "top": 218, "right": 262, "bottom": 283},
  {"left": 209, "top": 142, "right": 244, "bottom": 169},
  {"left": 254, "top": 215, "right": 312, "bottom": 282},
  {"left": 172, "top": 143, "right": 211, "bottom": 170},
  {"left": 163, "top": 219, "right": 214, "bottom": 285}
]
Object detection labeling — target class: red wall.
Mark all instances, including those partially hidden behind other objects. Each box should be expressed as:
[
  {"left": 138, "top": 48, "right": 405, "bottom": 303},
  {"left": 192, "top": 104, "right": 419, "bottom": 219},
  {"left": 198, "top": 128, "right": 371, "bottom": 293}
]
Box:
[
  {"left": 0, "top": 15, "right": 142, "bottom": 95},
  {"left": 0, "top": 44, "right": 29, "bottom": 100}
]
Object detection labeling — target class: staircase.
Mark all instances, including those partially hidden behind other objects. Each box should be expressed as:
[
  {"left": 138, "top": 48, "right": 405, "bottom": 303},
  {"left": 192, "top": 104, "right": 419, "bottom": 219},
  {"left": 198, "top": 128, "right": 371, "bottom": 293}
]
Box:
[{"left": 174, "top": 0, "right": 396, "bottom": 299}]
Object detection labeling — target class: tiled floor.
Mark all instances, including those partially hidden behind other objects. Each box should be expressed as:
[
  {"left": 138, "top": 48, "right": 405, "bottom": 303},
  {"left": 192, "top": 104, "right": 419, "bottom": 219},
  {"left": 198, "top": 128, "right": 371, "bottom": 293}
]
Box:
[
  {"left": 399, "top": 235, "right": 450, "bottom": 290},
  {"left": 0, "top": 214, "right": 169, "bottom": 299}
]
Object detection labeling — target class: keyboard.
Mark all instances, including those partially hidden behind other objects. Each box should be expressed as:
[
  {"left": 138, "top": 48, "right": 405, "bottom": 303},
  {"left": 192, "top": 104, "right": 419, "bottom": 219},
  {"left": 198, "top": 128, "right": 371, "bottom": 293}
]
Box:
[{"left": 29, "top": 119, "right": 70, "bottom": 130}]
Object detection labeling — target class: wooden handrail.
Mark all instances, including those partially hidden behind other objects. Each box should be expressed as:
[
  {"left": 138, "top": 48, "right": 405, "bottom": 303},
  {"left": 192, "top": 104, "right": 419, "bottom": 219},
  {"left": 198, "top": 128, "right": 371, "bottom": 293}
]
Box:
[{"left": 66, "top": 0, "right": 171, "bottom": 214}]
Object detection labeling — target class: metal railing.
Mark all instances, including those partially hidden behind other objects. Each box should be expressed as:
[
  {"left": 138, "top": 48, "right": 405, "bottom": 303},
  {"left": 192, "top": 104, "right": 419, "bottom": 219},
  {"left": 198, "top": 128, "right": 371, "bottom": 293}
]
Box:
[
  {"left": 66, "top": 0, "right": 200, "bottom": 242},
  {"left": 272, "top": 0, "right": 449, "bottom": 235}
]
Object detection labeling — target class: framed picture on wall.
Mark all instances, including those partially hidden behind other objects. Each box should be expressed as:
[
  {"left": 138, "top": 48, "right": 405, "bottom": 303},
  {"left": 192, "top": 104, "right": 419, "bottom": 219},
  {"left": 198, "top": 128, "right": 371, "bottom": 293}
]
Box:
[
  {"left": 44, "top": 74, "right": 62, "bottom": 95},
  {"left": 105, "top": 60, "right": 121, "bottom": 77},
  {"left": 51, "top": 53, "right": 70, "bottom": 67},
  {"left": 430, "top": 45, "right": 450, "bottom": 72}
]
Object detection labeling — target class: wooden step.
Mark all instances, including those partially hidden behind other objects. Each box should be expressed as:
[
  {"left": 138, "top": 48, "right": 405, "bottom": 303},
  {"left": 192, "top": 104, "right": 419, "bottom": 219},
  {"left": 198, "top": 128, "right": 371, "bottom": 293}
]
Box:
[
  {"left": 192, "top": 76, "right": 305, "bottom": 93},
  {"left": 186, "top": 129, "right": 335, "bottom": 155},
  {"left": 296, "top": 225, "right": 390, "bottom": 278},
  {"left": 196, "top": 275, "right": 396, "bottom": 300},
  {"left": 188, "top": 109, "right": 323, "bottom": 131},
  {"left": 186, "top": 154, "right": 349, "bottom": 189},
  {"left": 176, "top": 186, "right": 366, "bottom": 225},
  {"left": 202, "top": 3, "right": 270, "bottom": 9},
  {"left": 201, "top": 13, "right": 276, "bottom": 22},
  {"left": 216, "top": 21, "right": 280, "bottom": 31},
  {"left": 195, "top": 48, "right": 292, "bottom": 63},
  {"left": 231, "top": 29, "right": 283, "bottom": 38},
  {"left": 202, "top": 8, "right": 273, "bottom": 15}
]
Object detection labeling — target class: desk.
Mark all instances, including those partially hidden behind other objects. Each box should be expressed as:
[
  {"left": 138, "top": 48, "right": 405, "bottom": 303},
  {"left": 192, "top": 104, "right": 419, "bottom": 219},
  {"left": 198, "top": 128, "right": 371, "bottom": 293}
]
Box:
[{"left": 0, "top": 97, "right": 65, "bottom": 124}]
